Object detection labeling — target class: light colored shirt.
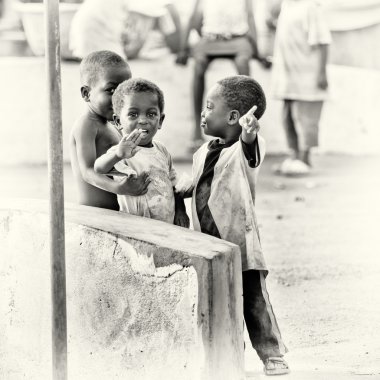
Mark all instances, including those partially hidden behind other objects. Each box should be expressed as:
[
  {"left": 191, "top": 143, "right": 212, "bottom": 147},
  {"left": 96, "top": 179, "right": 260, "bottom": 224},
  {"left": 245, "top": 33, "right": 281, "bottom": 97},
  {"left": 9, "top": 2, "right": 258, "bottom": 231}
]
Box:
[
  {"left": 191, "top": 136, "right": 267, "bottom": 271},
  {"left": 110, "top": 141, "right": 177, "bottom": 224},
  {"left": 271, "top": 0, "right": 332, "bottom": 101},
  {"left": 201, "top": 0, "right": 249, "bottom": 37}
]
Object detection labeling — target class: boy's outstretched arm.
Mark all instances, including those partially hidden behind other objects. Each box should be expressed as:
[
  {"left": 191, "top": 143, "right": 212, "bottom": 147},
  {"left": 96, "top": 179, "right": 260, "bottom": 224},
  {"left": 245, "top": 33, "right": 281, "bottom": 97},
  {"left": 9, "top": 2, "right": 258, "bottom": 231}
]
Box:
[
  {"left": 94, "top": 129, "right": 144, "bottom": 174},
  {"left": 74, "top": 121, "right": 149, "bottom": 196}
]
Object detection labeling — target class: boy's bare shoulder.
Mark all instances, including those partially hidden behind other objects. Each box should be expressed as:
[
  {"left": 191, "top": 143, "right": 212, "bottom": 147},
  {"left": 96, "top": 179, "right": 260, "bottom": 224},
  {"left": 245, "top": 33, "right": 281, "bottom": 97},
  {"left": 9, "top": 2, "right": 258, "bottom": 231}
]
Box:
[
  {"left": 71, "top": 113, "right": 102, "bottom": 140},
  {"left": 71, "top": 114, "right": 101, "bottom": 134}
]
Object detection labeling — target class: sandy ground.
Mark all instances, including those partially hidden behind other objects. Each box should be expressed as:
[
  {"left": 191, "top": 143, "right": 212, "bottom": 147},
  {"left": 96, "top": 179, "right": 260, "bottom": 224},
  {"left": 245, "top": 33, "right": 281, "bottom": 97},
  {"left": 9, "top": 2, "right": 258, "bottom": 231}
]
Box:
[{"left": 1, "top": 152, "right": 380, "bottom": 379}]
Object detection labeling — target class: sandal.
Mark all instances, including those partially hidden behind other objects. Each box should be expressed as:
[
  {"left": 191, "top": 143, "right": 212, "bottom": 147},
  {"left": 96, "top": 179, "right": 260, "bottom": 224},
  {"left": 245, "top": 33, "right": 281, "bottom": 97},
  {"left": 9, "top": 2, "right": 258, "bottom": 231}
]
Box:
[{"left": 263, "top": 357, "right": 290, "bottom": 376}]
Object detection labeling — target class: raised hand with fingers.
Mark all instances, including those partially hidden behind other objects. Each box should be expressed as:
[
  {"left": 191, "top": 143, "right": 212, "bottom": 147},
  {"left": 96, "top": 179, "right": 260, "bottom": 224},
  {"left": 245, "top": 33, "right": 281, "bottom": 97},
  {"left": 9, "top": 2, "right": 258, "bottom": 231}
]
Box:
[
  {"left": 239, "top": 105, "right": 260, "bottom": 134},
  {"left": 239, "top": 105, "right": 261, "bottom": 144},
  {"left": 116, "top": 129, "right": 144, "bottom": 159}
]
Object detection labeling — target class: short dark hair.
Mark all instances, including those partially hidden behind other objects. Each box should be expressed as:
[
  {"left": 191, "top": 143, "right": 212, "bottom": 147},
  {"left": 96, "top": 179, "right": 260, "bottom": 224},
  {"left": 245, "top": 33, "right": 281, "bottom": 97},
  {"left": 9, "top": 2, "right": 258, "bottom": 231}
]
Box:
[
  {"left": 217, "top": 75, "right": 266, "bottom": 120},
  {"left": 112, "top": 78, "right": 165, "bottom": 116},
  {"left": 79, "top": 50, "right": 130, "bottom": 86}
]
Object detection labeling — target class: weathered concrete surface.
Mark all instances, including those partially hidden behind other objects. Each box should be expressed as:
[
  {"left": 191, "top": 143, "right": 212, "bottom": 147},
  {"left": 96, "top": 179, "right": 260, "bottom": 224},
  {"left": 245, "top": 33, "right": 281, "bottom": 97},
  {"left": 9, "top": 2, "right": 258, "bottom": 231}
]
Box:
[{"left": 0, "top": 200, "right": 244, "bottom": 380}]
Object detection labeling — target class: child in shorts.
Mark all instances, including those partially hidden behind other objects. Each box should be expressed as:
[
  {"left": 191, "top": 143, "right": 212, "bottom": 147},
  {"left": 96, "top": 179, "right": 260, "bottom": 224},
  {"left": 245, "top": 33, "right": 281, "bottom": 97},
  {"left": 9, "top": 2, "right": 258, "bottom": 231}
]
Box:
[
  {"left": 181, "top": 75, "right": 290, "bottom": 375},
  {"left": 94, "top": 78, "right": 189, "bottom": 226}
]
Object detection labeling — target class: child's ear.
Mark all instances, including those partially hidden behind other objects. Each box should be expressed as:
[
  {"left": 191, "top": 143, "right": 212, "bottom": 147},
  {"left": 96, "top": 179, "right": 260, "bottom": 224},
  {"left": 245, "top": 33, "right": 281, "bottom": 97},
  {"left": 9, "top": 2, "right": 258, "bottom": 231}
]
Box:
[
  {"left": 113, "top": 114, "right": 121, "bottom": 126},
  {"left": 227, "top": 110, "right": 240, "bottom": 125},
  {"left": 80, "top": 86, "right": 90, "bottom": 102},
  {"left": 158, "top": 113, "right": 165, "bottom": 129}
]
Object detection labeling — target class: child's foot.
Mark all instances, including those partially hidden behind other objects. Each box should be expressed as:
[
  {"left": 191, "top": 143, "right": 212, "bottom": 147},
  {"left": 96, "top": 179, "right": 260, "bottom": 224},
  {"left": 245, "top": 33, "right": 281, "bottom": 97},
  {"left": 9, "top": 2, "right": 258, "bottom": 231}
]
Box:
[{"left": 263, "top": 357, "right": 290, "bottom": 376}]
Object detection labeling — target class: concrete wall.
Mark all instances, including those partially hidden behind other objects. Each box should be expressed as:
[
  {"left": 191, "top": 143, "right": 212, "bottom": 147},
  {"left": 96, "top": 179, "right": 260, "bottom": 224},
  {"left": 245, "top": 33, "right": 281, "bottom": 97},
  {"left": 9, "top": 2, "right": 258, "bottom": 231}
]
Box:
[{"left": 0, "top": 199, "right": 244, "bottom": 380}]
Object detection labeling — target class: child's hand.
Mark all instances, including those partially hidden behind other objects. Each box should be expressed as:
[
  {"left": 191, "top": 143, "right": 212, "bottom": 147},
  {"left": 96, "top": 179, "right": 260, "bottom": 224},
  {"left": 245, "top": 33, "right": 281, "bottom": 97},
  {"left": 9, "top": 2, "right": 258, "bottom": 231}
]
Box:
[
  {"left": 239, "top": 105, "right": 260, "bottom": 134},
  {"left": 116, "top": 129, "right": 144, "bottom": 159},
  {"left": 174, "top": 173, "right": 193, "bottom": 195},
  {"left": 174, "top": 208, "right": 190, "bottom": 228},
  {"left": 117, "top": 171, "right": 151, "bottom": 196}
]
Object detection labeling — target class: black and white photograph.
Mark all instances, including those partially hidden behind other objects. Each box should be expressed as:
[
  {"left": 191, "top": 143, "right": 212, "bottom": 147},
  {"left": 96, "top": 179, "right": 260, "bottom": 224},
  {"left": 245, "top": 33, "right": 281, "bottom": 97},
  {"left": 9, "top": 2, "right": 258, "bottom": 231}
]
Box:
[{"left": 0, "top": 0, "right": 379, "bottom": 379}]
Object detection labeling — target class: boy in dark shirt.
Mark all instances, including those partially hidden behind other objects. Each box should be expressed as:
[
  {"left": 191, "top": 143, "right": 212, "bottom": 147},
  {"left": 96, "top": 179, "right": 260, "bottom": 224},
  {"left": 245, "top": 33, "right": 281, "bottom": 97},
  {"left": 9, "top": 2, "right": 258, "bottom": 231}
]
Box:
[{"left": 184, "top": 75, "right": 289, "bottom": 375}]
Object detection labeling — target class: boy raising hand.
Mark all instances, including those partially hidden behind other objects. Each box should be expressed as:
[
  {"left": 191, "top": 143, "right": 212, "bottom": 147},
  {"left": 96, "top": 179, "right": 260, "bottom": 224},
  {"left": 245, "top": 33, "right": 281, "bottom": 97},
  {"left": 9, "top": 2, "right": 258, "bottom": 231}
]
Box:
[{"left": 182, "top": 76, "right": 290, "bottom": 376}]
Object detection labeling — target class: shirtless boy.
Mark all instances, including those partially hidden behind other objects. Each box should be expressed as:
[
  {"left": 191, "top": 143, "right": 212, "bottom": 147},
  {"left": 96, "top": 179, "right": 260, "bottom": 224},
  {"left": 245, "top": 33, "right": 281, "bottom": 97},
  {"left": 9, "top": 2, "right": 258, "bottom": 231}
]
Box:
[{"left": 70, "top": 50, "right": 150, "bottom": 210}]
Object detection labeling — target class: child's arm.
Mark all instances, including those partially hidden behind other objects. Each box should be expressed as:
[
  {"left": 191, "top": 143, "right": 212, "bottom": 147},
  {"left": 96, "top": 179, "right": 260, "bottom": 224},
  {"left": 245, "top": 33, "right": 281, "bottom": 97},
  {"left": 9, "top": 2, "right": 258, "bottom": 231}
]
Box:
[
  {"left": 94, "top": 129, "right": 143, "bottom": 174},
  {"left": 173, "top": 192, "right": 190, "bottom": 228},
  {"left": 165, "top": 151, "right": 190, "bottom": 228},
  {"left": 239, "top": 105, "right": 265, "bottom": 171},
  {"left": 74, "top": 121, "right": 149, "bottom": 195}
]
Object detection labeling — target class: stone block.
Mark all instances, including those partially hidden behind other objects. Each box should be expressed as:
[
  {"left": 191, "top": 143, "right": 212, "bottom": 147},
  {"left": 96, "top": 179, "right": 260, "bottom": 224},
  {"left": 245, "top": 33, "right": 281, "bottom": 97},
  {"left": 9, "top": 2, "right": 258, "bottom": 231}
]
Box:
[{"left": 0, "top": 199, "right": 244, "bottom": 380}]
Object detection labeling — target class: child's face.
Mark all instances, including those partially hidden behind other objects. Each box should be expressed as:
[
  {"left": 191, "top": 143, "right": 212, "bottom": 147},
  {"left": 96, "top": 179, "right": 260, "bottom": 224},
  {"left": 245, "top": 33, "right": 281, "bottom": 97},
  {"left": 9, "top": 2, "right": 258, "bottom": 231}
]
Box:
[
  {"left": 118, "top": 91, "right": 164, "bottom": 147},
  {"left": 87, "top": 66, "right": 131, "bottom": 121},
  {"left": 201, "top": 84, "right": 230, "bottom": 138}
]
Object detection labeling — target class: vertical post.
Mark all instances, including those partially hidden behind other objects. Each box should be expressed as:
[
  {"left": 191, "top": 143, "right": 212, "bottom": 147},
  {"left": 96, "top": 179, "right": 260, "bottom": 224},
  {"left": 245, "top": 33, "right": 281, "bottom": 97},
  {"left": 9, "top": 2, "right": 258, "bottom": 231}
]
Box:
[{"left": 44, "top": 0, "right": 67, "bottom": 379}]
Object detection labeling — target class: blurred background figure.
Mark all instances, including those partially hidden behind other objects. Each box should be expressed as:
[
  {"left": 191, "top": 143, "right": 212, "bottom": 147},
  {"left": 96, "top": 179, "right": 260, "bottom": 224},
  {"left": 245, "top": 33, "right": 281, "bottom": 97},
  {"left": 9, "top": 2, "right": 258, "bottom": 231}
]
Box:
[
  {"left": 69, "top": 0, "right": 181, "bottom": 60},
  {"left": 271, "top": 0, "right": 331, "bottom": 176},
  {"left": 69, "top": 0, "right": 127, "bottom": 60},
  {"left": 175, "top": 0, "right": 260, "bottom": 152},
  {"left": 123, "top": 0, "right": 181, "bottom": 59}
]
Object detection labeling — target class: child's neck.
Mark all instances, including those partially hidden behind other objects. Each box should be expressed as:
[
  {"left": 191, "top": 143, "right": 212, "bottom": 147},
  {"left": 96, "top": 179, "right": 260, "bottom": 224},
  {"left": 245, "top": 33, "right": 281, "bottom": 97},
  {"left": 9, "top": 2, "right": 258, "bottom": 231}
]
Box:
[
  {"left": 220, "top": 131, "right": 240, "bottom": 145},
  {"left": 87, "top": 108, "right": 107, "bottom": 124},
  {"left": 139, "top": 141, "right": 154, "bottom": 148}
]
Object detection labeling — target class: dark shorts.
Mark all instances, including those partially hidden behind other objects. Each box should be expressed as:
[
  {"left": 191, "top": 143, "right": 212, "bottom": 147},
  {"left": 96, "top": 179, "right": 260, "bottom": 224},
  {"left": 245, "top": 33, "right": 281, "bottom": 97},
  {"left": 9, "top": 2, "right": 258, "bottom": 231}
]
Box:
[{"left": 193, "top": 35, "right": 253, "bottom": 61}]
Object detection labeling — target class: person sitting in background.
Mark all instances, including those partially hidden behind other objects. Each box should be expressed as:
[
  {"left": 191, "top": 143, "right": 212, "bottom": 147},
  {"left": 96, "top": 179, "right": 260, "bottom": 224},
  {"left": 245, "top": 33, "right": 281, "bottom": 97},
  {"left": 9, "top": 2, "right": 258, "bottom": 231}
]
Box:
[{"left": 175, "top": 0, "right": 260, "bottom": 152}]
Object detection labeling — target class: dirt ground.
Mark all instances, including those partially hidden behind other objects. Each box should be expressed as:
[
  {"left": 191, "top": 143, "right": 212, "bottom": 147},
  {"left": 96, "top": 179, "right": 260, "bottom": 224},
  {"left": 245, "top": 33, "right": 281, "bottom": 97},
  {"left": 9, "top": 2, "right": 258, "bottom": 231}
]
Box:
[{"left": 1, "top": 152, "right": 380, "bottom": 379}]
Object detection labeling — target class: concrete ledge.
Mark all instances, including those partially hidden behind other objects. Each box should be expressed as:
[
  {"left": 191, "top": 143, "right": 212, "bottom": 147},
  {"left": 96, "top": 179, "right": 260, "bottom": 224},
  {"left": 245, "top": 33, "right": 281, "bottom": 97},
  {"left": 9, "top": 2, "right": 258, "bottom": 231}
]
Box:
[{"left": 0, "top": 199, "right": 244, "bottom": 380}]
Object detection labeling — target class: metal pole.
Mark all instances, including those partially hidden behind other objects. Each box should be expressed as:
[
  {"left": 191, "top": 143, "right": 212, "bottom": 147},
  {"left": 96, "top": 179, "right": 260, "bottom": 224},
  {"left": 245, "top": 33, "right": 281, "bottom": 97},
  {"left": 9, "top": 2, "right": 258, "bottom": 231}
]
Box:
[{"left": 44, "top": 0, "right": 67, "bottom": 379}]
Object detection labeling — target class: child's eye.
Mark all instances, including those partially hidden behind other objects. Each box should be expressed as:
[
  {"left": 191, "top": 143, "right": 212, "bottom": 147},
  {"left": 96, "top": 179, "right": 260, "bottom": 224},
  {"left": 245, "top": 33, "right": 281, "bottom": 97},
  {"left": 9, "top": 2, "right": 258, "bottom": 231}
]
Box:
[
  {"left": 147, "top": 112, "right": 158, "bottom": 119},
  {"left": 105, "top": 88, "right": 115, "bottom": 94},
  {"left": 128, "top": 112, "right": 138, "bottom": 118}
]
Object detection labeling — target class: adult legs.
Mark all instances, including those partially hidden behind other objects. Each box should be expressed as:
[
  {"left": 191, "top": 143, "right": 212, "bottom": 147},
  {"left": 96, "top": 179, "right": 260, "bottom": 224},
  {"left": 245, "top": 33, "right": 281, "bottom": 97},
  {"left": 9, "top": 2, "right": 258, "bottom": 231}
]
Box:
[
  {"left": 283, "top": 99, "right": 299, "bottom": 160},
  {"left": 234, "top": 54, "right": 250, "bottom": 76},
  {"left": 192, "top": 56, "right": 211, "bottom": 144},
  {"left": 292, "top": 100, "right": 324, "bottom": 166}
]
